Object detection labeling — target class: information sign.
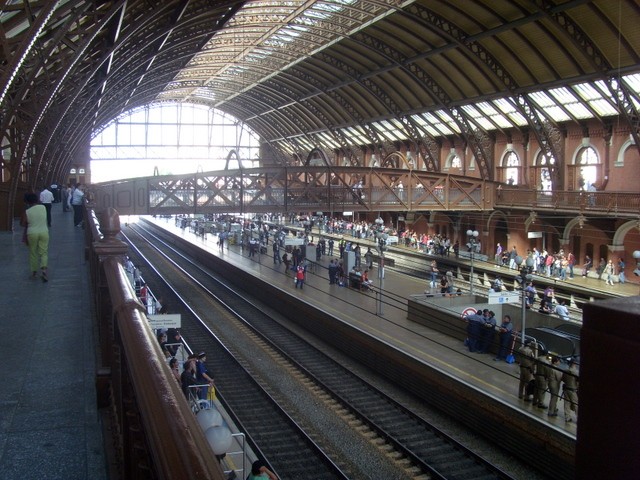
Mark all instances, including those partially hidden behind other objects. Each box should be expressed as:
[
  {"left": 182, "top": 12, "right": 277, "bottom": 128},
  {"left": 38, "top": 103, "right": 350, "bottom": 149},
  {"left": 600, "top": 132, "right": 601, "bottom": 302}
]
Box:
[
  {"left": 148, "top": 314, "right": 181, "bottom": 329},
  {"left": 487, "top": 291, "right": 520, "bottom": 305}
]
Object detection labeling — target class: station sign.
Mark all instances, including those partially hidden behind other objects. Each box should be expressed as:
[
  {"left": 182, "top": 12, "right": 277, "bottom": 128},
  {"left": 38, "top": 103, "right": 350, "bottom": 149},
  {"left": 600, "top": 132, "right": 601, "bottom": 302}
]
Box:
[
  {"left": 487, "top": 291, "right": 521, "bottom": 304},
  {"left": 148, "top": 314, "right": 181, "bottom": 329}
]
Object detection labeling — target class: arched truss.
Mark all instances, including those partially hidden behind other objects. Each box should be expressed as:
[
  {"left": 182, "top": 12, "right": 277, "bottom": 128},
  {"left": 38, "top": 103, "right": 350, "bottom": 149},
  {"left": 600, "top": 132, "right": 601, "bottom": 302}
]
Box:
[
  {"left": 224, "top": 149, "right": 243, "bottom": 170},
  {"left": 382, "top": 152, "right": 413, "bottom": 170},
  {"left": 2, "top": 0, "right": 640, "bottom": 228}
]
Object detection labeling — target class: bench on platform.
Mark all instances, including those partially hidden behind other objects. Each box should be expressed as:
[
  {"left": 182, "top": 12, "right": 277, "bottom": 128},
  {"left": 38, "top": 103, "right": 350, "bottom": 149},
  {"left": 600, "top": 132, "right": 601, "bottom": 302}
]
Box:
[{"left": 349, "top": 272, "right": 363, "bottom": 290}]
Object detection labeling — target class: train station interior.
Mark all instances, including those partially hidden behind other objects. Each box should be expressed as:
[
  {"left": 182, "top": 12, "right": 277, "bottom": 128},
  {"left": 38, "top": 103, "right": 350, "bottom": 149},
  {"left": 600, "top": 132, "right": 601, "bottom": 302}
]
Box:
[{"left": 1, "top": 1, "right": 639, "bottom": 479}]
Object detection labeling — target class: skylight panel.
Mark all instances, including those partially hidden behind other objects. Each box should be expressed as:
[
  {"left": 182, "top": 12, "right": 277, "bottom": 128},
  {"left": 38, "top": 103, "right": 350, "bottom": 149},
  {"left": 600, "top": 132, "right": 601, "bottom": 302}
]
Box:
[
  {"left": 478, "top": 101, "right": 515, "bottom": 128},
  {"left": 492, "top": 98, "right": 528, "bottom": 126},
  {"left": 588, "top": 99, "right": 618, "bottom": 116},
  {"left": 341, "top": 126, "right": 369, "bottom": 144},
  {"left": 316, "top": 131, "right": 340, "bottom": 148},
  {"left": 622, "top": 73, "right": 640, "bottom": 92},
  {"left": 528, "top": 92, "right": 571, "bottom": 121},
  {"left": 434, "top": 110, "right": 460, "bottom": 134},
  {"left": 458, "top": 104, "right": 494, "bottom": 130},
  {"left": 315, "top": 2, "right": 346, "bottom": 13},
  {"left": 573, "top": 82, "right": 601, "bottom": 100},
  {"left": 304, "top": 9, "right": 330, "bottom": 20},
  {"left": 528, "top": 91, "right": 555, "bottom": 107},
  {"left": 548, "top": 87, "right": 592, "bottom": 119},
  {"left": 548, "top": 86, "right": 576, "bottom": 104},
  {"left": 412, "top": 112, "right": 451, "bottom": 136}
]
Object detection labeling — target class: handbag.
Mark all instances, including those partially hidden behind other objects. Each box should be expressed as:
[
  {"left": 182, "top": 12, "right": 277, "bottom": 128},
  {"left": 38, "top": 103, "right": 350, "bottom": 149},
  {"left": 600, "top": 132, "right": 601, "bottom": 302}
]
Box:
[{"left": 207, "top": 385, "right": 216, "bottom": 402}]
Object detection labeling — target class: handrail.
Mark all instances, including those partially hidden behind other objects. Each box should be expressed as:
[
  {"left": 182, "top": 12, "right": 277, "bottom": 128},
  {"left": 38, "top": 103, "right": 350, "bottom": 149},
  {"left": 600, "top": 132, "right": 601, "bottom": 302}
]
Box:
[{"left": 89, "top": 207, "right": 225, "bottom": 480}]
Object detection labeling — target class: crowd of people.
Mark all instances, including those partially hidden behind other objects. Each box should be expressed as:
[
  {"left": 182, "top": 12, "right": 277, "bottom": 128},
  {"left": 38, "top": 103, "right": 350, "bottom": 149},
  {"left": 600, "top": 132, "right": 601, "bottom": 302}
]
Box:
[
  {"left": 517, "top": 341, "right": 579, "bottom": 423},
  {"left": 496, "top": 244, "right": 625, "bottom": 286},
  {"left": 463, "top": 308, "right": 579, "bottom": 423}
]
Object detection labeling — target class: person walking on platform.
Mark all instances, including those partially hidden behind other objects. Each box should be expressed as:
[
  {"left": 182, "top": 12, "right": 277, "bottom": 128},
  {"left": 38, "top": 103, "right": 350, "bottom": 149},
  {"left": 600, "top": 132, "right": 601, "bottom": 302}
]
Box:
[
  {"left": 272, "top": 242, "right": 281, "bottom": 264},
  {"left": 494, "top": 315, "right": 513, "bottom": 361},
  {"left": 328, "top": 259, "right": 338, "bottom": 284},
  {"left": 518, "top": 341, "right": 535, "bottom": 401},
  {"left": 618, "top": 258, "right": 626, "bottom": 284},
  {"left": 328, "top": 238, "right": 334, "bottom": 257},
  {"left": 364, "top": 247, "right": 373, "bottom": 270},
  {"left": 546, "top": 356, "right": 562, "bottom": 417},
  {"left": 508, "top": 246, "right": 518, "bottom": 270},
  {"left": 70, "top": 183, "right": 85, "bottom": 227},
  {"left": 562, "top": 360, "right": 579, "bottom": 423},
  {"left": 533, "top": 351, "right": 549, "bottom": 409},
  {"left": 39, "top": 186, "right": 54, "bottom": 227},
  {"left": 495, "top": 243, "right": 503, "bottom": 266},
  {"left": 567, "top": 252, "right": 576, "bottom": 279},
  {"left": 295, "top": 265, "right": 305, "bottom": 289},
  {"left": 61, "top": 184, "right": 71, "bottom": 212},
  {"left": 604, "top": 259, "right": 615, "bottom": 285},
  {"left": 282, "top": 252, "right": 291, "bottom": 275},
  {"left": 21, "top": 193, "right": 50, "bottom": 282},
  {"left": 582, "top": 255, "right": 593, "bottom": 277}
]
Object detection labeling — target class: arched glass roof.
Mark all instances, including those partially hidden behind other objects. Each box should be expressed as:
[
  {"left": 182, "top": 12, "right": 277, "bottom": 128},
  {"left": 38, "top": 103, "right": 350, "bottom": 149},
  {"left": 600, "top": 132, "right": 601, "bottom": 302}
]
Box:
[{"left": 1, "top": 0, "right": 639, "bottom": 180}]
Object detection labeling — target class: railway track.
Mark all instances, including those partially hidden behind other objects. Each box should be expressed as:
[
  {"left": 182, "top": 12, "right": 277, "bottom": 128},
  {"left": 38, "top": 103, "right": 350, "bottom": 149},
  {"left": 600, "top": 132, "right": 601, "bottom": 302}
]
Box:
[{"left": 123, "top": 222, "right": 515, "bottom": 480}]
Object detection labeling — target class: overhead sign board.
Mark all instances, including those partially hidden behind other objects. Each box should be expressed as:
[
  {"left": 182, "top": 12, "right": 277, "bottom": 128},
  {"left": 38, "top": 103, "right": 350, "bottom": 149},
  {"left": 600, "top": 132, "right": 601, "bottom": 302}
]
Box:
[
  {"left": 487, "top": 291, "right": 521, "bottom": 305},
  {"left": 148, "top": 314, "right": 181, "bottom": 329},
  {"left": 527, "top": 231, "right": 543, "bottom": 239}
]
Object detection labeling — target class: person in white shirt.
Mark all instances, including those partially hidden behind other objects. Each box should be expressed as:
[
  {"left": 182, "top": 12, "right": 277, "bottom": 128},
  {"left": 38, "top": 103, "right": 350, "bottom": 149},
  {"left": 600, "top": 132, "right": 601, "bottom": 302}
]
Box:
[
  {"left": 70, "top": 184, "right": 85, "bottom": 227},
  {"left": 39, "top": 187, "right": 54, "bottom": 227},
  {"left": 555, "top": 301, "right": 570, "bottom": 321}
]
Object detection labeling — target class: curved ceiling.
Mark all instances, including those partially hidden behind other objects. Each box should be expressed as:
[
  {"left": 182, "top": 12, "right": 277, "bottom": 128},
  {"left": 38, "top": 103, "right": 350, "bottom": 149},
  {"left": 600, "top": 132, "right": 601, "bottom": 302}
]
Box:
[{"left": 1, "top": 0, "right": 639, "bottom": 185}]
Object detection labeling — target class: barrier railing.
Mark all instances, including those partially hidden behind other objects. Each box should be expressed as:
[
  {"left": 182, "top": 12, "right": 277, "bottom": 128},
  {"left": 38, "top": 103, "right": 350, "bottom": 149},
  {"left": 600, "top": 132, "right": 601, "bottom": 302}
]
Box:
[{"left": 88, "top": 206, "right": 225, "bottom": 480}]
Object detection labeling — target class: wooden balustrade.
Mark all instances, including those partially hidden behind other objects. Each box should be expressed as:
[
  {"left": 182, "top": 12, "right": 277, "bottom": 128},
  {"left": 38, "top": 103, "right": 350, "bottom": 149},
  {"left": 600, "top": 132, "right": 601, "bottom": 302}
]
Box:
[{"left": 88, "top": 207, "right": 225, "bottom": 480}]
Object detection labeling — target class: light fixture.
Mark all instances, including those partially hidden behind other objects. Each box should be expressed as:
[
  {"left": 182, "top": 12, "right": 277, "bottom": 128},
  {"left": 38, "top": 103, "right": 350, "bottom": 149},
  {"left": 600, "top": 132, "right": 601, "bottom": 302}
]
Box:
[
  {"left": 577, "top": 214, "right": 586, "bottom": 229},
  {"left": 633, "top": 250, "right": 640, "bottom": 277}
]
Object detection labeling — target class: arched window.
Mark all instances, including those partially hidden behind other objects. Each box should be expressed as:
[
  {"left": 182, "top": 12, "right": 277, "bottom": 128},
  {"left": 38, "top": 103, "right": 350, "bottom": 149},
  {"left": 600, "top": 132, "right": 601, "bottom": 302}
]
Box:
[
  {"left": 576, "top": 146, "right": 599, "bottom": 191},
  {"left": 90, "top": 103, "right": 260, "bottom": 182},
  {"left": 445, "top": 151, "right": 462, "bottom": 171},
  {"left": 535, "top": 152, "right": 555, "bottom": 192},
  {"left": 499, "top": 150, "right": 520, "bottom": 185}
]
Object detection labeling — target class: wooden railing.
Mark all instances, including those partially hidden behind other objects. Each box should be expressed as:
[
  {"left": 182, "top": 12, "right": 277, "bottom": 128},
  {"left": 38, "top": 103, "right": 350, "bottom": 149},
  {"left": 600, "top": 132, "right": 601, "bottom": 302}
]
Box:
[
  {"left": 495, "top": 188, "right": 640, "bottom": 215},
  {"left": 87, "top": 207, "right": 225, "bottom": 480}
]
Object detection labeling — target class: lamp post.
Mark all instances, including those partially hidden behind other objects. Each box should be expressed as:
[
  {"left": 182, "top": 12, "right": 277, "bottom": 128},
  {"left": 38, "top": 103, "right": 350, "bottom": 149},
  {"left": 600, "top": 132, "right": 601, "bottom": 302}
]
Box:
[
  {"left": 466, "top": 229, "right": 479, "bottom": 295},
  {"left": 376, "top": 230, "right": 387, "bottom": 316},
  {"left": 515, "top": 256, "right": 533, "bottom": 345}
]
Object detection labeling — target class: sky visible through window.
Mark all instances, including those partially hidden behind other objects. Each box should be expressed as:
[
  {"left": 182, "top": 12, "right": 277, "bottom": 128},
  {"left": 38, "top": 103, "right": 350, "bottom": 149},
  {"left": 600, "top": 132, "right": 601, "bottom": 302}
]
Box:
[{"left": 90, "top": 103, "right": 260, "bottom": 182}]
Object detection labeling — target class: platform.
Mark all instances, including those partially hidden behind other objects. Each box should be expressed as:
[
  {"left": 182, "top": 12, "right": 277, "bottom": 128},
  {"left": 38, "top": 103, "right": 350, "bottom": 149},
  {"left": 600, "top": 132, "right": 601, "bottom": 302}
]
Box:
[
  {"left": 0, "top": 205, "right": 107, "bottom": 479},
  {"left": 144, "top": 216, "right": 584, "bottom": 434}
]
